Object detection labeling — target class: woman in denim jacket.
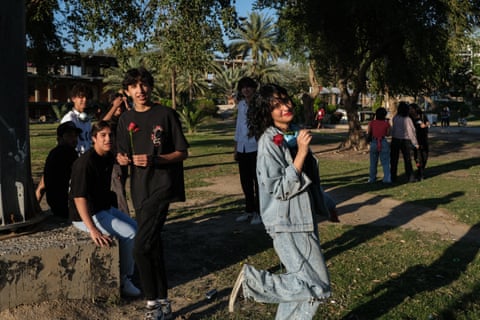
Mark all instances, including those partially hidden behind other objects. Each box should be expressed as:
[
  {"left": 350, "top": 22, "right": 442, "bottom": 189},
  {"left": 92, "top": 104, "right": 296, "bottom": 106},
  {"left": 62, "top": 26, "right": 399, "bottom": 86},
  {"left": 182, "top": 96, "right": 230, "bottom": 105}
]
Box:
[{"left": 229, "top": 84, "right": 332, "bottom": 320}]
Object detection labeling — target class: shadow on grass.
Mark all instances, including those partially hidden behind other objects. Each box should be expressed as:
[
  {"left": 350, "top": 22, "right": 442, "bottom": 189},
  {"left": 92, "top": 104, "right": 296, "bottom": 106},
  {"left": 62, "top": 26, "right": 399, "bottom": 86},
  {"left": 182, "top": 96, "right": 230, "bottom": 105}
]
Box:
[
  {"left": 164, "top": 196, "right": 273, "bottom": 289},
  {"left": 322, "top": 191, "right": 465, "bottom": 259},
  {"left": 344, "top": 222, "right": 480, "bottom": 319}
]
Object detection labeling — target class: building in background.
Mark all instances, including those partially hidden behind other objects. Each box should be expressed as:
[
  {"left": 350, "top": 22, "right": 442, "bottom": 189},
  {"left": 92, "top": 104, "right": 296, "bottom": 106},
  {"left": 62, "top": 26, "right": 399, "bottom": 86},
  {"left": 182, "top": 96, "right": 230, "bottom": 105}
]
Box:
[{"left": 27, "top": 52, "right": 117, "bottom": 122}]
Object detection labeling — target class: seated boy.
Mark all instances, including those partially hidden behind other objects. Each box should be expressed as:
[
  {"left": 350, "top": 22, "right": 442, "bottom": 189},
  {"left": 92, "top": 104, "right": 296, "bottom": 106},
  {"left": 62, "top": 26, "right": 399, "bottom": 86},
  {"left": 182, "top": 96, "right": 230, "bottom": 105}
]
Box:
[{"left": 69, "top": 121, "right": 140, "bottom": 297}]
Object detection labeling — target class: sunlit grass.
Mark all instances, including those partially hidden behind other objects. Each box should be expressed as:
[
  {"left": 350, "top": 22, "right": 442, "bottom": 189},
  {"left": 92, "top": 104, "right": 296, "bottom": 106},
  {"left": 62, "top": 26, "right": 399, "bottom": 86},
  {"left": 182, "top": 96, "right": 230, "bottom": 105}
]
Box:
[{"left": 29, "top": 119, "right": 480, "bottom": 319}]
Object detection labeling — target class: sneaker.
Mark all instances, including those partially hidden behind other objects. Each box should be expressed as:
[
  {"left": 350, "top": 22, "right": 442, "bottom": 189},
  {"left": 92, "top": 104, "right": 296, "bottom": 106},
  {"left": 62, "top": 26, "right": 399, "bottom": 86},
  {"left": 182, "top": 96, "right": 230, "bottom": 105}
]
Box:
[
  {"left": 250, "top": 213, "right": 262, "bottom": 225},
  {"left": 236, "top": 212, "right": 253, "bottom": 222},
  {"left": 159, "top": 300, "right": 172, "bottom": 320},
  {"left": 121, "top": 277, "right": 141, "bottom": 297},
  {"left": 229, "top": 264, "right": 246, "bottom": 312},
  {"left": 144, "top": 306, "right": 164, "bottom": 320}
]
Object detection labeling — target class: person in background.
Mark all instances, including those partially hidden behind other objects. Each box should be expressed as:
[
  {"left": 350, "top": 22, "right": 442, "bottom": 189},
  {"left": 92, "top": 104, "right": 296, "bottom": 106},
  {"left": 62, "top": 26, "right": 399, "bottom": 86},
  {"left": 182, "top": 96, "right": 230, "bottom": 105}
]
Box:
[
  {"left": 103, "top": 92, "right": 130, "bottom": 215},
  {"left": 116, "top": 67, "right": 189, "bottom": 320},
  {"left": 440, "top": 106, "right": 450, "bottom": 127},
  {"left": 390, "top": 101, "right": 418, "bottom": 183},
  {"left": 35, "top": 121, "right": 81, "bottom": 219},
  {"left": 61, "top": 83, "right": 92, "bottom": 155},
  {"left": 316, "top": 106, "right": 325, "bottom": 129},
  {"left": 366, "top": 107, "right": 391, "bottom": 184},
  {"left": 234, "top": 77, "right": 261, "bottom": 225},
  {"left": 229, "top": 84, "right": 331, "bottom": 319},
  {"left": 409, "top": 103, "right": 429, "bottom": 180},
  {"left": 69, "top": 121, "right": 140, "bottom": 298}
]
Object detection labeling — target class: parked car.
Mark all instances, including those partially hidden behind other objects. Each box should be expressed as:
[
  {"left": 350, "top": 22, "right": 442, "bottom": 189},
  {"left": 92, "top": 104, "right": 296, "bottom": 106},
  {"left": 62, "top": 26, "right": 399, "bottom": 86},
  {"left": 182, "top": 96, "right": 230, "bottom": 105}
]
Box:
[{"left": 333, "top": 109, "right": 375, "bottom": 124}]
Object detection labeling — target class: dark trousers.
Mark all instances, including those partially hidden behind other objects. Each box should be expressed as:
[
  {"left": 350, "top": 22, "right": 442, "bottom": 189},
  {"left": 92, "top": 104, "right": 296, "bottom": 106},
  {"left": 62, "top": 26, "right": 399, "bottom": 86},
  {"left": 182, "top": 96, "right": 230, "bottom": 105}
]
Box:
[
  {"left": 390, "top": 138, "right": 415, "bottom": 182},
  {"left": 237, "top": 151, "right": 259, "bottom": 213},
  {"left": 133, "top": 198, "right": 170, "bottom": 300},
  {"left": 413, "top": 145, "right": 429, "bottom": 179}
]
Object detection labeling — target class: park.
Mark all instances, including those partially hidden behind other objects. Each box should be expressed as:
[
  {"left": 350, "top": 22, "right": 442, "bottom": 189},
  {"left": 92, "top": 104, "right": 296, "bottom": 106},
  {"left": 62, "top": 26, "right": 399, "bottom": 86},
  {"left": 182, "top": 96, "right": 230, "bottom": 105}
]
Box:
[
  {"left": 0, "top": 118, "right": 479, "bottom": 319},
  {"left": 2, "top": 1, "right": 480, "bottom": 319}
]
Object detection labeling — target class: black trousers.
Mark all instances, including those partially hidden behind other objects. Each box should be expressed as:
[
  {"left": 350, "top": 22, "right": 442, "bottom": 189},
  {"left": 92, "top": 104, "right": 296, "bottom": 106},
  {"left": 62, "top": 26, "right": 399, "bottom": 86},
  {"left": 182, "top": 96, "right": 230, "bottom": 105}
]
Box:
[
  {"left": 390, "top": 138, "right": 415, "bottom": 182},
  {"left": 237, "top": 151, "right": 259, "bottom": 213},
  {"left": 413, "top": 145, "right": 429, "bottom": 179},
  {"left": 133, "top": 198, "right": 170, "bottom": 300}
]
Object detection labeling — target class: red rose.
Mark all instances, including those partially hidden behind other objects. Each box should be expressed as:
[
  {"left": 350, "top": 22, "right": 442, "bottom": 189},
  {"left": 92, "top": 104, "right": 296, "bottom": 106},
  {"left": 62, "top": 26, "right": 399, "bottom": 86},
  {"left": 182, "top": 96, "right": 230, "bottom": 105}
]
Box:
[
  {"left": 128, "top": 122, "right": 139, "bottom": 154},
  {"left": 128, "top": 122, "right": 139, "bottom": 133},
  {"left": 273, "top": 134, "right": 284, "bottom": 146}
]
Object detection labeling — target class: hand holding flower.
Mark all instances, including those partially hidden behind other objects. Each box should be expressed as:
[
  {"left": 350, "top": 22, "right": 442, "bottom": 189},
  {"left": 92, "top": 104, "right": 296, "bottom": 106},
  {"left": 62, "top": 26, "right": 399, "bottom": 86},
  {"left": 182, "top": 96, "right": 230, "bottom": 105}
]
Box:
[
  {"left": 128, "top": 122, "right": 139, "bottom": 154},
  {"left": 132, "top": 154, "right": 152, "bottom": 167}
]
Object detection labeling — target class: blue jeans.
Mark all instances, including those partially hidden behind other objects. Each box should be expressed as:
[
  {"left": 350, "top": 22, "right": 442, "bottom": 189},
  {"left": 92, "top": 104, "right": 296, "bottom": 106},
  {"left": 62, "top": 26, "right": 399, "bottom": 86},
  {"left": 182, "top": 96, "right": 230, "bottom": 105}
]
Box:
[
  {"left": 72, "top": 207, "right": 137, "bottom": 278},
  {"left": 242, "top": 230, "right": 331, "bottom": 320},
  {"left": 369, "top": 138, "right": 391, "bottom": 183}
]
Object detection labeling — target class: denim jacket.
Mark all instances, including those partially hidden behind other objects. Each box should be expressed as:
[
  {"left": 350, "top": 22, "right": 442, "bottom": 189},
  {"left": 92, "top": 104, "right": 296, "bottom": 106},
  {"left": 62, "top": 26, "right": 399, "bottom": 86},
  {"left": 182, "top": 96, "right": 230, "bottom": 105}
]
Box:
[{"left": 256, "top": 126, "right": 329, "bottom": 233}]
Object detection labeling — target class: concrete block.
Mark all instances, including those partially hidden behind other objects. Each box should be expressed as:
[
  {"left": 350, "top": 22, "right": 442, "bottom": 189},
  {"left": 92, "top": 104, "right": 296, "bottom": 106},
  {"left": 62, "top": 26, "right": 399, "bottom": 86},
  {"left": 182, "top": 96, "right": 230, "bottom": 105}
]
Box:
[{"left": 0, "top": 220, "right": 120, "bottom": 311}]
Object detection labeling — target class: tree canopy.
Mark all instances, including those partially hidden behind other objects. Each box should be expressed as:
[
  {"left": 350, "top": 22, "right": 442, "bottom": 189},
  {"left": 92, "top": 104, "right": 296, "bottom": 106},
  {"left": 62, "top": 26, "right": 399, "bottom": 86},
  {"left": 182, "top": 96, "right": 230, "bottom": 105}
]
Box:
[{"left": 259, "top": 0, "right": 480, "bottom": 148}]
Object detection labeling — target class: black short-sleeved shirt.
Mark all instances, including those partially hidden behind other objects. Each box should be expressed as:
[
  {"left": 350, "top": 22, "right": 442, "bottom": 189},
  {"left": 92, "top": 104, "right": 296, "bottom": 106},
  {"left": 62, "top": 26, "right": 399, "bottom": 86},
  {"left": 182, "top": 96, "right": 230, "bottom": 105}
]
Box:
[
  {"left": 69, "top": 148, "right": 115, "bottom": 221},
  {"left": 44, "top": 144, "right": 78, "bottom": 218},
  {"left": 116, "top": 105, "right": 189, "bottom": 209}
]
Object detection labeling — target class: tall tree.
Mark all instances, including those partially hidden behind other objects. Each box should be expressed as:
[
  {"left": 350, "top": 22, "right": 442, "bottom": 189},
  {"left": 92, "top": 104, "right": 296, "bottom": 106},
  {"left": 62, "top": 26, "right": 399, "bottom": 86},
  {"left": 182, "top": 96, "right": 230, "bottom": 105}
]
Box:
[
  {"left": 228, "top": 11, "right": 282, "bottom": 76},
  {"left": 260, "top": 0, "right": 480, "bottom": 149},
  {"left": 26, "top": 1, "right": 238, "bottom": 87}
]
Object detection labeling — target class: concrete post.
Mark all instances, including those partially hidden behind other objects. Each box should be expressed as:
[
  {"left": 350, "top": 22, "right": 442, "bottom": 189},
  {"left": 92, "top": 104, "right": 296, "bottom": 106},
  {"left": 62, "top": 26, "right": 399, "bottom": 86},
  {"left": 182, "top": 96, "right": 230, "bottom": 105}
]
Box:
[{"left": 0, "top": 0, "right": 43, "bottom": 230}]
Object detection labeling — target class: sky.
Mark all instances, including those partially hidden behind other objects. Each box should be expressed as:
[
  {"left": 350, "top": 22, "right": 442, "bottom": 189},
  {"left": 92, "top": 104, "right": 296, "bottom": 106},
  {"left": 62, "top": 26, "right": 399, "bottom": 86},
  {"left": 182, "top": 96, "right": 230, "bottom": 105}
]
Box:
[{"left": 71, "top": 1, "right": 274, "bottom": 52}]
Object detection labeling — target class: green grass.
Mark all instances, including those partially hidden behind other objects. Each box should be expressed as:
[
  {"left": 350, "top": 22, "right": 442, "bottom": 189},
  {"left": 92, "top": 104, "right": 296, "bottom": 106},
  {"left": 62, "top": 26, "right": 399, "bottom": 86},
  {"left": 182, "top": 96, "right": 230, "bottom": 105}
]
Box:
[{"left": 29, "top": 119, "right": 480, "bottom": 319}]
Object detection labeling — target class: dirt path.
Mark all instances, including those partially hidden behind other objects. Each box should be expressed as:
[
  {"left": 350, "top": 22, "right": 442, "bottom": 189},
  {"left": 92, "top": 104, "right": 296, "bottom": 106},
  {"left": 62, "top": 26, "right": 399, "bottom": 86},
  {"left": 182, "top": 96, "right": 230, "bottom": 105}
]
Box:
[{"left": 193, "top": 173, "right": 480, "bottom": 244}]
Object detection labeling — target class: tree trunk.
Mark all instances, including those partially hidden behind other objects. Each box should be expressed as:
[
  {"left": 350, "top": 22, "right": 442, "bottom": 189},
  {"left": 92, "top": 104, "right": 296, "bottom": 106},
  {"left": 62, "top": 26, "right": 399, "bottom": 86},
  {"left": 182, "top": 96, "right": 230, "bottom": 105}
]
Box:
[
  {"left": 339, "top": 83, "right": 369, "bottom": 150},
  {"left": 188, "top": 73, "right": 193, "bottom": 102},
  {"left": 301, "top": 61, "right": 319, "bottom": 128},
  {"left": 171, "top": 67, "right": 177, "bottom": 110},
  {"left": 0, "top": 0, "right": 42, "bottom": 230}
]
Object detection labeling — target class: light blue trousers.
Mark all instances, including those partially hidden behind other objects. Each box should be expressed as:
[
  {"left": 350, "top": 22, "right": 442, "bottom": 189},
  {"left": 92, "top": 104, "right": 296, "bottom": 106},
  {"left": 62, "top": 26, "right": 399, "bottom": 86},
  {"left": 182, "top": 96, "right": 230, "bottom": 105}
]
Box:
[
  {"left": 242, "top": 230, "right": 331, "bottom": 320},
  {"left": 369, "top": 138, "right": 391, "bottom": 183},
  {"left": 72, "top": 207, "right": 137, "bottom": 278}
]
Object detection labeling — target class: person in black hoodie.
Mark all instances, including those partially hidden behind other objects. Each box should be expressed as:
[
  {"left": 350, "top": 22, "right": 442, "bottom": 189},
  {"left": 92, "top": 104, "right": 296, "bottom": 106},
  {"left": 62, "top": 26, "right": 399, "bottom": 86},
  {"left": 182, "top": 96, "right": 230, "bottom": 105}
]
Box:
[{"left": 409, "top": 103, "right": 430, "bottom": 180}]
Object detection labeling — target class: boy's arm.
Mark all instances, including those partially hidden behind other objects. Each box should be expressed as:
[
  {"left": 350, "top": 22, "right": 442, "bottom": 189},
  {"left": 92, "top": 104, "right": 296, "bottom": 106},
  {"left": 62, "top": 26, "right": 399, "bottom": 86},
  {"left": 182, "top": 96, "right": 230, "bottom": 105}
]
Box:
[{"left": 73, "top": 197, "right": 112, "bottom": 247}]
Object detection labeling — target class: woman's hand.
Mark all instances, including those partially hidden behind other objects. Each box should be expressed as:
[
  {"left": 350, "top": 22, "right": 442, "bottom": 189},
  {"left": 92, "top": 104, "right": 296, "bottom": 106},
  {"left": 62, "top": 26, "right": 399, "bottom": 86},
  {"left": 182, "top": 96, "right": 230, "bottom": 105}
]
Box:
[{"left": 296, "top": 129, "right": 312, "bottom": 154}]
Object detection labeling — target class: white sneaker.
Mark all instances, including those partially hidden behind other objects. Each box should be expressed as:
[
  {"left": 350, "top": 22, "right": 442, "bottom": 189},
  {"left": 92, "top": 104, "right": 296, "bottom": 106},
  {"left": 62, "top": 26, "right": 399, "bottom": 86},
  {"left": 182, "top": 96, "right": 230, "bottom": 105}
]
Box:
[
  {"left": 121, "top": 277, "right": 141, "bottom": 297},
  {"left": 250, "top": 213, "right": 262, "bottom": 225},
  {"left": 159, "top": 300, "right": 172, "bottom": 320},
  {"left": 229, "top": 264, "right": 246, "bottom": 312},
  {"left": 145, "top": 306, "right": 164, "bottom": 320},
  {"left": 236, "top": 212, "right": 253, "bottom": 222}
]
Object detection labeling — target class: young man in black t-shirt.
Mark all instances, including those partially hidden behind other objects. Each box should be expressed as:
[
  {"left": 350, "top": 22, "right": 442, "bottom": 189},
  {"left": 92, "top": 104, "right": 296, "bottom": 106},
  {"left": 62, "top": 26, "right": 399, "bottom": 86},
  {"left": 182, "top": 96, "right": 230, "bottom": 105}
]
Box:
[
  {"left": 69, "top": 121, "right": 140, "bottom": 297},
  {"left": 36, "top": 121, "right": 80, "bottom": 219},
  {"left": 116, "top": 68, "right": 189, "bottom": 320}
]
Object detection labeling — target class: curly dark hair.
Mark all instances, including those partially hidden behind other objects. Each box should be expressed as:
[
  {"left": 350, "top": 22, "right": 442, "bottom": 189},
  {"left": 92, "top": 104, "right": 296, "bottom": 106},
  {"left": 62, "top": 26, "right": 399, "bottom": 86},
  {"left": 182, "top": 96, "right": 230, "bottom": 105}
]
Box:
[
  {"left": 247, "top": 84, "right": 293, "bottom": 140},
  {"left": 70, "top": 83, "right": 92, "bottom": 99}
]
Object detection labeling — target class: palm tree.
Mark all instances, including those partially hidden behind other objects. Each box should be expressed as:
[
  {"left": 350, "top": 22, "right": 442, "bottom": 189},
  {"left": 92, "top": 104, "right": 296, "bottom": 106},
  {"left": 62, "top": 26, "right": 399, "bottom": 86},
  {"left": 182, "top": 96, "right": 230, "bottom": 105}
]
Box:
[
  {"left": 210, "top": 63, "right": 246, "bottom": 103},
  {"left": 228, "top": 12, "right": 282, "bottom": 76}
]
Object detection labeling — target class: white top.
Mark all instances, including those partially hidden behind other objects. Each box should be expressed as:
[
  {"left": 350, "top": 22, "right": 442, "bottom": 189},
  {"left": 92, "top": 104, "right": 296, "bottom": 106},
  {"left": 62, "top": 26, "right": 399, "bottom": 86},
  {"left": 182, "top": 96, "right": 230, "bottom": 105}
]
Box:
[
  {"left": 61, "top": 109, "right": 92, "bottom": 154},
  {"left": 234, "top": 99, "right": 257, "bottom": 153}
]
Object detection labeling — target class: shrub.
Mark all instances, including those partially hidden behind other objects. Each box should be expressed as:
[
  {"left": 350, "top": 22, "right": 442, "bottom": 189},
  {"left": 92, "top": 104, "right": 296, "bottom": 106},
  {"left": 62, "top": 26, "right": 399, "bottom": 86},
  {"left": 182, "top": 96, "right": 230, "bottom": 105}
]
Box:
[
  {"left": 193, "top": 98, "right": 218, "bottom": 117},
  {"left": 178, "top": 103, "right": 208, "bottom": 134}
]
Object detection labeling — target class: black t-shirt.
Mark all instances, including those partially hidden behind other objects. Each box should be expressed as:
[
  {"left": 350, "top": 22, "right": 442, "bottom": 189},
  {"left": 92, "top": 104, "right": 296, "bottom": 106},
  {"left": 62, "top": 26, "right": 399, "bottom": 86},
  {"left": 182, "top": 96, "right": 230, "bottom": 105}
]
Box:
[
  {"left": 69, "top": 148, "right": 115, "bottom": 221},
  {"left": 44, "top": 144, "right": 78, "bottom": 218},
  {"left": 116, "top": 105, "right": 189, "bottom": 209}
]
